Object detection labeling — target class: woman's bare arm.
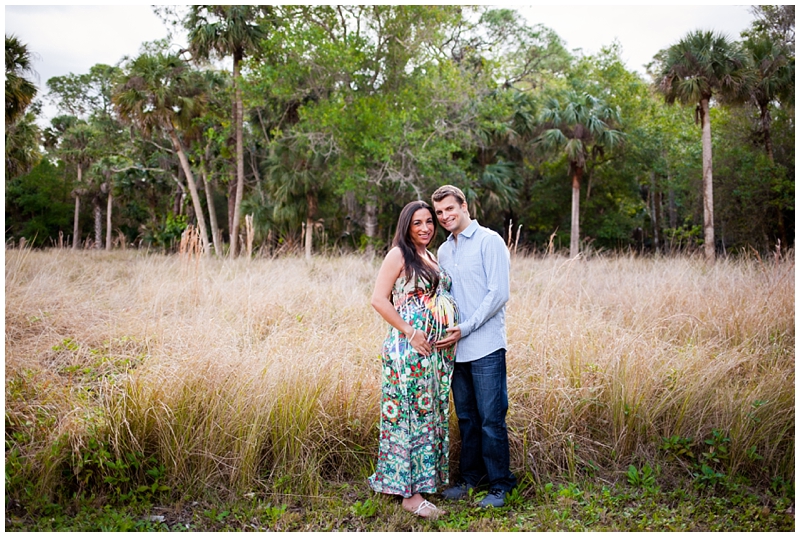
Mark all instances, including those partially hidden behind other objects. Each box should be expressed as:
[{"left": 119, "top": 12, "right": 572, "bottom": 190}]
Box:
[{"left": 371, "top": 247, "right": 432, "bottom": 356}]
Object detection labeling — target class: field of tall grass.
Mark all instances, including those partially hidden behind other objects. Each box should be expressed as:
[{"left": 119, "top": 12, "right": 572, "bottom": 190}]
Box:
[{"left": 5, "top": 247, "right": 795, "bottom": 510}]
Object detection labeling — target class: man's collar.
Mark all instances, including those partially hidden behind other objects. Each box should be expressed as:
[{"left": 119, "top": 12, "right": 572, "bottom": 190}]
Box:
[
  {"left": 447, "top": 219, "right": 478, "bottom": 242},
  {"left": 461, "top": 220, "right": 478, "bottom": 238}
]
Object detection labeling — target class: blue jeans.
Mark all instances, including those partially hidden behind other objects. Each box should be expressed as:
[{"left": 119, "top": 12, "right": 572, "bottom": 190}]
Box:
[{"left": 451, "top": 348, "right": 517, "bottom": 492}]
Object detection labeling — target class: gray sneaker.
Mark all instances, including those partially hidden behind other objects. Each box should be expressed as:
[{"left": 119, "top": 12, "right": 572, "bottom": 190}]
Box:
[
  {"left": 441, "top": 480, "right": 474, "bottom": 500},
  {"left": 478, "top": 488, "right": 506, "bottom": 508}
]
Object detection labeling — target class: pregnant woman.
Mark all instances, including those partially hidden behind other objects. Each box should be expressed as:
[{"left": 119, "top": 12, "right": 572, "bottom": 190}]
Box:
[{"left": 368, "top": 200, "right": 458, "bottom": 519}]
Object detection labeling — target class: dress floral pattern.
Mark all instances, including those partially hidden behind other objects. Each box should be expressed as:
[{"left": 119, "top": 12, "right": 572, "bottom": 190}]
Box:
[{"left": 368, "top": 264, "right": 458, "bottom": 498}]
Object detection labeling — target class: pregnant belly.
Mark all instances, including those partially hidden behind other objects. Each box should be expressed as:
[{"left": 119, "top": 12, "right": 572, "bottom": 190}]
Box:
[
  {"left": 396, "top": 291, "right": 458, "bottom": 341},
  {"left": 422, "top": 293, "right": 457, "bottom": 339}
]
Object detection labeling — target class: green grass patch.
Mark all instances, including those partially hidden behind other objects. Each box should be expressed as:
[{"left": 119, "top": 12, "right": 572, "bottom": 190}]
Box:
[{"left": 5, "top": 475, "right": 794, "bottom": 532}]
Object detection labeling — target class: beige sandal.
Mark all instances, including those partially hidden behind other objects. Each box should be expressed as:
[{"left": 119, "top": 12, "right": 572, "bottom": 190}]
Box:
[{"left": 413, "top": 499, "right": 444, "bottom": 519}]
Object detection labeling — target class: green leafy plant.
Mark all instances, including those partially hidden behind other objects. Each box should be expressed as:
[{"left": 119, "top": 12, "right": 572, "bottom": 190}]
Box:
[
  {"left": 72, "top": 436, "right": 169, "bottom": 504},
  {"left": 769, "top": 476, "right": 794, "bottom": 499},
  {"left": 151, "top": 213, "right": 188, "bottom": 249},
  {"left": 261, "top": 502, "right": 288, "bottom": 525},
  {"left": 627, "top": 463, "right": 657, "bottom": 492},
  {"left": 747, "top": 400, "right": 766, "bottom": 423},
  {"left": 660, "top": 435, "right": 695, "bottom": 461},
  {"left": 745, "top": 445, "right": 764, "bottom": 463},
  {"left": 694, "top": 464, "right": 727, "bottom": 489},
  {"left": 557, "top": 482, "right": 584, "bottom": 502},
  {"left": 203, "top": 507, "right": 231, "bottom": 523},
  {"left": 350, "top": 498, "right": 377, "bottom": 518},
  {"left": 504, "top": 485, "right": 525, "bottom": 507},
  {"left": 700, "top": 429, "right": 731, "bottom": 466},
  {"left": 52, "top": 337, "right": 79, "bottom": 352}
]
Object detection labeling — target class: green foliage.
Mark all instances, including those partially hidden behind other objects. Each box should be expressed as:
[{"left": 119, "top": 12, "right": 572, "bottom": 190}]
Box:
[
  {"left": 698, "top": 429, "right": 730, "bottom": 475},
  {"left": 627, "top": 464, "right": 658, "bottom": 492},
  {"left": 659, "top": 430, "right": 739, "bottom": 491},
  {"left": 5, "top": 108, "right": 42, "bottom": 179},
  {"left": 147, "top": 213, "right": 188, "bottom": 250},
  {"left": 65, "top": 431, "right": 170, "bottom": 505},
  {"left": 5, "top": 159, "right": 73, "bottom": 246},
  {"left": 663, "top": 224, "right": 703, "bottom": 249},
  {"left": 660, "top": 435, "right": 695, "bottom": 461},
  {"left": 8, "top": 476, "right": 794, "bottom": 531},
  {"left": 6, "top": 34, "right": 38, "bottom": 125},
  {"left": 88, "top": 445, "right": 166, "bottom": 502},
  {"left": 203, "top": 507, "right": 231, "bottom": 523},
  {"left": 694, "top": 464, "right": 728, "bottom": 490},
  {"left": 712, "top": 106, "right": 793, "bottom": 250},
  {"left": 11, "top": 8, "right": 796, "bottom": 253},
  {"left": 45, "top": 64, "right": 122, "bottom": 119},
  {"left": 654, "top": 30, "right": 750, "bottom": 106},
  {"left": 350, "top": 498, "right": 377, "bottom": 518},
  {"left": 770, "top": 475, "right": 794, "bottom": 499},
  {"left": 262, "top": 503, "right": 289, "bottom": 525}
]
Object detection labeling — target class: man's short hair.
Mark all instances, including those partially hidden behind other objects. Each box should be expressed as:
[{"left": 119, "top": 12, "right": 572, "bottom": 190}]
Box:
[{"left": 432, "top": 185, "right": 466, "bottom": 206}]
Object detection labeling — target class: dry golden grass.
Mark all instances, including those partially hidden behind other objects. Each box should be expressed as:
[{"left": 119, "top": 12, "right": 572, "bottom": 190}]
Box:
[
  {"left": 506, "top": 254, "right": 794, "bottom": 483},
  {"left": 5, "top": 248, "right": 794, "bottom": 500}
]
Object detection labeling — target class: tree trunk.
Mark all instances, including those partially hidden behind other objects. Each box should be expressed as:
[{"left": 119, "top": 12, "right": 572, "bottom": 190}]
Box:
[
  {"left": 650, "top": 171, "right": 660, "bottom": 254},
  {"left": 570, "top": 166, "right": 582, "bottom": 259},
  {"left": 227, "top": 178, "right": 236, "bottom": 244},
  {"left": 105, "top": 188, "right": 113, "bottom": 250},
  {"left": 204, "top": 175, "right": 222, "bottom": 256},
  {"left": 174, "top": 188, "right": 183, "bottom": 216},
  {"left": 93, "top": 197, "right": 102, "bottom": 250},
  {"left": 699, "top": 97, "right": 715, "bottom": 262},
  {"left": 72, "top": 166, "right": 82, "bottom": 250},
  {"left": 73, "top": 194, "right": 81, "bottom": 250},
  {"left": 761, "top": 103, "right": 774, "bottom": 164},
  {"left": 666, "top": 154, "right": 677, "bottom": 230},
  {"left": 230, "top": 54, "right": 245, "bottom": 259},
  {"left": 168, "top": 127, "right": 211, "bottom": 258},
  {"left": 173, "top": 168, "right": 186, "bottom": 216},
  {"left": 202, "top": 142, "right": 222, "bottom": 256},
  {"left": 305, "top": 191, "right": 318, "bottom": 261},
  {"left": 364, "top": 192, "right": 379, "bottom": 259},
  {"left": 760, "top": 103, "right": 786, "bottom": 248}
]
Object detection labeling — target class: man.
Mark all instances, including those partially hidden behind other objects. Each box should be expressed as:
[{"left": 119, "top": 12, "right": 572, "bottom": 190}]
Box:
[{"left": 432, "top": 185, "right": 517, "bottom": 508}]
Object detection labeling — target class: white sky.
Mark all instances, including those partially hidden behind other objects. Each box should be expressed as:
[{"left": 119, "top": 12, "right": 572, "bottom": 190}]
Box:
[
  {"left": 516, "top": 4, "right": 754, "bottom": 72},
  {"left": 5, "top": 4, "right": 756, "bottom": 125}
]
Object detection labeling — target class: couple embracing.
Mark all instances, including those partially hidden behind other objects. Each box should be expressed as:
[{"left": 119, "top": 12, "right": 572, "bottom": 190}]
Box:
[{"left": 368, "top": 185, "right": 517, "bottom": 518}]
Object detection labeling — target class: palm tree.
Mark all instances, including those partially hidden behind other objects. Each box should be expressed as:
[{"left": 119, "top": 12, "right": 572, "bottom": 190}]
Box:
[
  {"left": 60, "top": 122, "right": 97, "bottom": 249},
  {"left": 5, "top": 35, "right": 41, "bottom": 179},
  {"left": 464, "top": 90, "right": 534, "bottom": 226},
  {"left": 742, "top": 36, "right": 794, "bottom": 164},
  {"left": 5, "top": 111, "right": 41, "bottom": 179},
  {"left": 185, "top": 5, "right": 272, "bottom": 258},
  {"left": 535, "top": 91, "right": 623, "bottom": 259},
  {"left": 741, "top": 36, "right": 794, "bottom": 250},
  {"left": 114, "top": 52, "right": 212, "bottom": 257},
  {"left": 266, "top": 132, "right": 336, "bottom": 260},
  {"left": 654, "top": 31, "right": 749, "bottom": 262},
  {"left": 5, "top": 34, "right": 38, "bottom": 126}
]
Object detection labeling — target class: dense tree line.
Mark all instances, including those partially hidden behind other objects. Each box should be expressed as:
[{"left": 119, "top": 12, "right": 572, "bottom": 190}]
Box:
[{"left": 5, "top": 6, "right": 794, "bottom": 258}]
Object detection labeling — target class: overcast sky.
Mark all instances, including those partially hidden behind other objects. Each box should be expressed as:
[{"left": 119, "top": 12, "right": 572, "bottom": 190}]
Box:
[{"left": 6, "top": 4, "right": 756, "bottom": 125}]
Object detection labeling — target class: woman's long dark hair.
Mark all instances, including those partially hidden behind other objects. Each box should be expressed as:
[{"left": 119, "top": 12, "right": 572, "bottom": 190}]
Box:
[{"left": 392, "top": 200, "right": 439, "bottom": 291}]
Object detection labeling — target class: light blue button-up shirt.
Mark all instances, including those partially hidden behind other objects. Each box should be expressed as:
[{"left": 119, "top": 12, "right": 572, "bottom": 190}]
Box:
[{"left": 437, "top": 219, "right": 510, "bottom": 363}]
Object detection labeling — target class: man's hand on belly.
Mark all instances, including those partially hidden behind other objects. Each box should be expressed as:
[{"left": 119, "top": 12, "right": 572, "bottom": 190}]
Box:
[{"left": 434, "top": 326, "right": 462, "bottom": 349}]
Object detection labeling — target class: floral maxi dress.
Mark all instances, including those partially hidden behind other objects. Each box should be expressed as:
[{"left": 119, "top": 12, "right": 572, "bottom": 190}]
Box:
[{"left": 368, "top": 268, "right": 458, "bottom": 498}]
